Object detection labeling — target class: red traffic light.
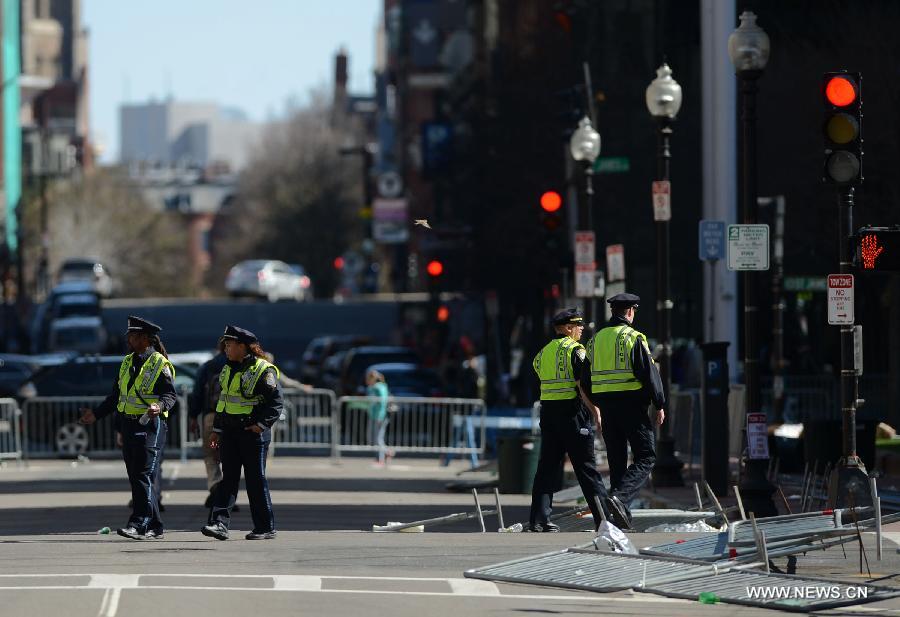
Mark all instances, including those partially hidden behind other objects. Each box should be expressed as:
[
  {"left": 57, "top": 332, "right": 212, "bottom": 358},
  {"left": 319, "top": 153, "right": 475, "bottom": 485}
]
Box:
[
  {"left": 825, "top": 76, "right": 857, "bottom": 107},
  {"left": 540, "top": 191, "right": 562, "bottom": 213},
  {"left": 436, "top": 305, "right": 450, "bottom": 322},
  {"left": 333, "top": 256, "right": 345, "bottom": 270},
  {"left": 426, "top": 260, "right": 444, "bottom": 277}
]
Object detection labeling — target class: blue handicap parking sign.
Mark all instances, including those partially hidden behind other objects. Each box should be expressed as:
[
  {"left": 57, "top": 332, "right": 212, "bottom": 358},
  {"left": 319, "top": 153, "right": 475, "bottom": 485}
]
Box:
[{"left": 699, "top": 220, "right": 726, "bottom": 261}]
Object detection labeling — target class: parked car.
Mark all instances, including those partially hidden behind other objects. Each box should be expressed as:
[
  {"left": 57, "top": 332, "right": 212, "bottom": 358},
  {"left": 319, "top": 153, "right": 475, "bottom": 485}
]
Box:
[
  {"left": 46, "top": 316, "right": 108, "bottom": 354},
  {"left": 50, "top": 293, "right": 101, "bottom": 320},
  {"left": 225, "top": 259, "right": 307, "bottom": 302},
  {"left": 30, "top": 282, "right": 101, "bottom": 353},
  {"left": 57, "top": 258, "right": 115, "bottom": 297},
  {"left": 318, "top": 350, "right": 349, "bottom": 393},
  {"left": 299, "top": 335, "right": 372, "bottom": 385},
  {"left": 362, "top": 363, "right": 445, "bottom": 398},
  {"left": 287, "top": 264, "right": 314, "bottom": 301},
  {"left": 167, "top": 351, "right": 215, "bottom": 373},
  {"left": 0, "top": 353, "right": 76, "bottom": 397},
  {"left": 337, "top": 346, "right": 420, "bottom": 396}
]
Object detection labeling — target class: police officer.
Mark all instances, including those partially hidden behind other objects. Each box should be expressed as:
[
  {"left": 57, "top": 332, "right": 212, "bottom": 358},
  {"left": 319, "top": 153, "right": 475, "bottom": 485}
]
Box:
[
  {"left": 528, "top": 308, "right": 614, "bottom": 532},
  {"left": 201, "top": 325, "right": 282, "bottom": 541},
  {"left": 78, "top": 316, "right": 176, "bottom": 540},
  {"left": 585, "top": 293, "right": 666, "bottom": 528}
]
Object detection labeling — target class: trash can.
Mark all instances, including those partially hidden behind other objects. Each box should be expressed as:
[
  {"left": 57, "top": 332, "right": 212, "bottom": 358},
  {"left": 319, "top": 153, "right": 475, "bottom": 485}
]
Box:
[{"left": 498, "top": 433, "right": 540, "bottom": 494}]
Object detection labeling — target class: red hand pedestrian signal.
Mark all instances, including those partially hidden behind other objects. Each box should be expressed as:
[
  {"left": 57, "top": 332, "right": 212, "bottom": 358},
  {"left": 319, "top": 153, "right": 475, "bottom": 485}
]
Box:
[{"left": 861, "top": 234, "right": 884, "bottom": 269}]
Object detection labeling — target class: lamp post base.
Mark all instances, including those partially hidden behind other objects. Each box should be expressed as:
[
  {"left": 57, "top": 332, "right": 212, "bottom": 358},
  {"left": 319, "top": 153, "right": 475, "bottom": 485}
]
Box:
[
  {"left": 738, "top": 458, "right": 777, "bottom": 517},
  {"left": 827, "top": 457, "right": 872, "bottom": 509},
  {"left": 651, "top": 435, "right": 684, "bottom": 487}
]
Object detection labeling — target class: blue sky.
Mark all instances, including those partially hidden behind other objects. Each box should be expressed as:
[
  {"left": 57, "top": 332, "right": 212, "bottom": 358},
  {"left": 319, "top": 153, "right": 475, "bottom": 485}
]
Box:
[{"left": 83, "top": 0, "right": 381, "bottom": 162}]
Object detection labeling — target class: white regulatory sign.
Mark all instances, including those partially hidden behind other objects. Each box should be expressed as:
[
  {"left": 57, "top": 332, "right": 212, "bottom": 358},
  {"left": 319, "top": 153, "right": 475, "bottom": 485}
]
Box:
[
  {"left": 827, "top": 274, "right": 854, "bottom": 325},
  {"left": 574, "top": 264, "right": 595, "bottom": 298},
  {"left": 606, "top": 244, "right": 625, "bottom": 282},
  {"left": 727, "top": 224, "right": 769, "bottom": 271},
  {"left": 574, "top": 231, "right": 595, "bottom": 266},
  {"left": 651, "top": 180, "right": 671, "bottom": 221}
]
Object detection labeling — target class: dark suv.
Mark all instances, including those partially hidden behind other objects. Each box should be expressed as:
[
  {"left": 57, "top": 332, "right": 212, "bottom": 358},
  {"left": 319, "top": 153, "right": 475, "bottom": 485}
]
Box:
[
  {"left": 299, "top": 335, "right": 371, "bottom": 386},
  {"left": 337, "top": 346, "right": 420, "bottom": 396}
]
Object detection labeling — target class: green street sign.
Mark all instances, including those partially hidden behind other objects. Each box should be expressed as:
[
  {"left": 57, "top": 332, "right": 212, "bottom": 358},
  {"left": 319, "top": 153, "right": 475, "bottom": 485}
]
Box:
[
  {"left": 594, "top": 156, "right": 630, "bottom": 174},
  {"left": 784, "top": 276, "right": 827, "bottom": 292}
]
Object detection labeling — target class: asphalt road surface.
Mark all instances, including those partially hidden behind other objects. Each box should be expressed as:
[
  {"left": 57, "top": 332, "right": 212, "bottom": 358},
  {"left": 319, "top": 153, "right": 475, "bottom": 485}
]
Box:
[{"left": 2, "top": 457, "right": 900, "bottom": 617}]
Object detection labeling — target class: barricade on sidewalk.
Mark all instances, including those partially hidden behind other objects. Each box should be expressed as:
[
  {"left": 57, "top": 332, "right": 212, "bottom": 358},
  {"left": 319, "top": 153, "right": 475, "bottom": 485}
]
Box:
[
  {"left": 24, "top": 395, "right": 190, "bottom": 459},
  {"left": 21, "top": 396, "right": 107, "bottom": 457},
  {"left": 272, "top": 388, "right": 336, "bottom": 453},
  {"left": 335, "top": 396, "right": 486, "bottom": 459},
  {"left": 0, "top": 398, "right": 23, "bottom": 461}
]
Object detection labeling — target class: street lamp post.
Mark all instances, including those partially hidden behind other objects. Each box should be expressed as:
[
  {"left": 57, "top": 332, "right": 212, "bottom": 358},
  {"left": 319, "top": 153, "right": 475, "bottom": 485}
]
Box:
[
  {"left": 729, "top": 10, "right": 777, "bottom": 516},
  {"left": 646, "top": 63, "right": 684, "bottom": 487},
  {"left": 570, "top": 116, "right": 601, "bottom": 328}
]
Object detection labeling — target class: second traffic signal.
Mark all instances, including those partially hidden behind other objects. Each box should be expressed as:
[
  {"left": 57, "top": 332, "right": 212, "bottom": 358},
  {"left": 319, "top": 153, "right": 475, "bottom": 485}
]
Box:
[{"left": 822, "top": 71, "right": 862, "bottom": 185}]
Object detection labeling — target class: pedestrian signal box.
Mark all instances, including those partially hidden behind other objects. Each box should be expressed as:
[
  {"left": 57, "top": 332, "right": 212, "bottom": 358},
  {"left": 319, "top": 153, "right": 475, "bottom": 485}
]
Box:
[
  {"left": 822, "top": 71, "right": 862, "bottom": 186},
  {"left": 857, "top": 227, "right": 900, "bottom": 272}
]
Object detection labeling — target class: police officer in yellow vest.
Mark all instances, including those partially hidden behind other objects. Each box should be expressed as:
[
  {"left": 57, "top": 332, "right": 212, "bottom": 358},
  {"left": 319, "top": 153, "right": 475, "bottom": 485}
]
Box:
[
  {"left": 201, "top": 325, "right": 282, "bottom": 541},
  {"left": 585, "top": 293, "right": 666, "bottom": 527},
  {"left": 78, "top": 316, "right": 176, "bottom": 540},
  {"left": 528, "top": 308, "right": 621, "bottom": 532}
]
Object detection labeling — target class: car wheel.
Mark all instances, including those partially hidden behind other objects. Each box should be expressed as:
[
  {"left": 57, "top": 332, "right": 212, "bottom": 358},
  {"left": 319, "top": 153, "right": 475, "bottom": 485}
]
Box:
[{"left": 56, "top": 422, "right": 89, "bottom": 456}]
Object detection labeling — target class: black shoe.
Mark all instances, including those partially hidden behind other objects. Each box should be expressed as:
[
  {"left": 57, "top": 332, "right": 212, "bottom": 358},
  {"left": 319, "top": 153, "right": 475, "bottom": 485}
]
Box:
[
  {"left": 201, "top": 523, "right": 229, "bottom": 541},
  {"left": 605, "top": 495, "right": 633, "bottom": 530},
  {"left": 116, "top": 526, "right": 147, "bottom": 540},
  {"left": 245, "top": 530, "right": 276, "bottom": 540},
  {"left": 232, "top": 504, "right": 240, "bottom": 513},
  {"left": 526, "top": 522, "right": 560, "bottom": 533},
  {"left": 145, "top": 528, "right": 165, "bottom": 539}
]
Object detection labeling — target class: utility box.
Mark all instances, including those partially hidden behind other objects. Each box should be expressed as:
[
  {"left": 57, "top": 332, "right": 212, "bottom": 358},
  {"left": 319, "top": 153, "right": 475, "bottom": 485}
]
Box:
[{"left": 701, "top": 342, "right": 730, "bottom": 496}]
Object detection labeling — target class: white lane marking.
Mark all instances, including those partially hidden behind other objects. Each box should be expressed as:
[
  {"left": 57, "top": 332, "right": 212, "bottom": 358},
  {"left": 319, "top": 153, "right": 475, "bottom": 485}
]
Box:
[
  {"left": 98, "top": 587, "right": 121, "bottom": 617},
  {"left": 272, "top": 575, "right": 321, "bottom": 590},
  {"left": 447, "top": 578, "right": 501, "bottom": 596},
  {"left": 0, "top": 585, "right": 689, "bottom": 603},
  {"left": 88, "top": 575, "right": 139, "bottom": 588},
  {"left": 166, "top": 463, "right": 181, "bottom": 487}
]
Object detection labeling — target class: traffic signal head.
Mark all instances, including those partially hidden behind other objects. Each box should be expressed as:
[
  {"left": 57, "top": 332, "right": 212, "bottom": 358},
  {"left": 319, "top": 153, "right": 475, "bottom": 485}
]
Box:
[
  {"left": 857, "top": 227, "right": 900, "bottom": 272},
  {"left": 540, "top": 191, "right": 562, "bottom": 213},
  {"left": 426, "top": 259, "right": 444, "bottom": 277},
  {"left": 823, "top": 71, "right": 862, "bottom": 185}
]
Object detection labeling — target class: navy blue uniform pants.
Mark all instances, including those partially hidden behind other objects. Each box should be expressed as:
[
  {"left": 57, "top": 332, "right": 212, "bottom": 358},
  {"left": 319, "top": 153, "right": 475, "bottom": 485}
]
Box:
[
  {"left": 594, "top": 394, "right": 656, "bottom": 507},
  {"left": 209, "top": 426, "right": 275, "bottom": 533},
  {"left": 121, "top": 416, "right": 166, "bottom": 533},
  {"left": 529, "top": 402, "right": 608, "bottom": 528}
]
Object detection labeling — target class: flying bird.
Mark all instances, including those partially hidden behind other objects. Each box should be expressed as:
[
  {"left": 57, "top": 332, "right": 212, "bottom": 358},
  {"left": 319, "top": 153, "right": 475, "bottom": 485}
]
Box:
[{"left": 414, "top": 219, "right": 432, "bottom": 229}]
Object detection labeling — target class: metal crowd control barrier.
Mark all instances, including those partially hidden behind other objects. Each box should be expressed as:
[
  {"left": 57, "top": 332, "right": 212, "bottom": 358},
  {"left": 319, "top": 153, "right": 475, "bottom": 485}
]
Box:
[
  {"left": 0, "top": 398, "right": 23, "bottom": 461},
  {"left": 23, "top": 394, "right": 190, "bottom": 459},
  {"left": 334, "top": 396, "right": 486, "bottom": 459},
  {"left": 21, "top": 396, "right": 108, "bottom": 457},
  {"left": 273, "top": 388, "right": 337, "bottom": 453}
]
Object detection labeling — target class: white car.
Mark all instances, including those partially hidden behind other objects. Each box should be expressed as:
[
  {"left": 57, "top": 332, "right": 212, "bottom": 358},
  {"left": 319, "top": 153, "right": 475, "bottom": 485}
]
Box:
[
  {"left": 225, "top": 260, "right": 308, "bottom": 302},
  {"left": 58, "top": 258, "right": 115, "bottom": 297}
]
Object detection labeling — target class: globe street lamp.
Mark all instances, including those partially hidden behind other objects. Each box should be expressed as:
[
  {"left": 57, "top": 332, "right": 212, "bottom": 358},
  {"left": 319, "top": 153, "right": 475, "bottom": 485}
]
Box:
[
  {"left": 729, "top": 10, "right": 776, "bottom": 516},
  {"left": 646, "top": 63, "right": 684, "bottom": 487},
  {"left": 570, "top": 116, "right": 601, "bottom": 327}
]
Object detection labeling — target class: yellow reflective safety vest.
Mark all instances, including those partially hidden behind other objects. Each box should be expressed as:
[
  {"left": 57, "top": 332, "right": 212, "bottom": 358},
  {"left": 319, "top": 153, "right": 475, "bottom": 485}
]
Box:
[
  {"left": 216, "top": 357, "right": 280, "bottom": 415},
  {"left": 116, "top": 352, "right": 175, "bottom": 417},
  {"left": 533, "top": 337, "right": 585, "bottom": 401},
  {"left": 588, "top": 324, "right": 650, "bottom": 393}
]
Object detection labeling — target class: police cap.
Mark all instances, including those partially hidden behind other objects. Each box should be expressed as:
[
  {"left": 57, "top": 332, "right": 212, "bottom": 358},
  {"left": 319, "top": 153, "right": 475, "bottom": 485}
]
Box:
[
  {"left": 222, "top": 324, "right": 258, "bottom": 345},
  {"left": 125, "top": 315, "right": 162, "bottom": 336},
  {"left": 552, "top": 308, "right": 585, "bottom": 326},
  {"left": 606, "top": 293, "right": 640, "bottom": 308}
]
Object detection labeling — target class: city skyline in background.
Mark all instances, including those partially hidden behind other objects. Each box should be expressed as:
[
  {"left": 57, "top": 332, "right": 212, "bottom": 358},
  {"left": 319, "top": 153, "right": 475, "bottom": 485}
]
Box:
[{"left": 83, "top": 0, "right": 380, "bottom": 163}]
